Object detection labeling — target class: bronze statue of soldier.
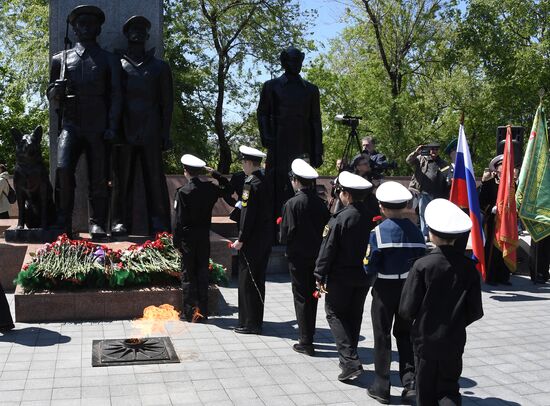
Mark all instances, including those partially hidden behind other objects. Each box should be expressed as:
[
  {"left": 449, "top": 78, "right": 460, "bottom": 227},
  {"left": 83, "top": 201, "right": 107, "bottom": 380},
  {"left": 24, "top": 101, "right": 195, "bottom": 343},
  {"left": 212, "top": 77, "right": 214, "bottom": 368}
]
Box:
[
  {"left": 257, "top": 47, "right": 323, "bottom": 217},
  {"left": 48, "top": 5, "right": 122, "bottom": 238},
  {"left": 110, "top": 15, "right": 174, "bottom": 236}
]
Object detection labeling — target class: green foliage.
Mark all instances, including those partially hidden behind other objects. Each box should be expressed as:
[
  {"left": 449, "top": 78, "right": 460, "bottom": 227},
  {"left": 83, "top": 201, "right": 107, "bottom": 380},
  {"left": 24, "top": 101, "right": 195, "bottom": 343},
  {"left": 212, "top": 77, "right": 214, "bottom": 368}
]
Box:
[
  {"left": 307, "top": 0, "right": 548, "bottom": 177},
  {"left": 165, "top": 0, "right": 316, "bottom": 172},
  {"left": 0, "top": 0, "right": 49, "bottom": 170}
]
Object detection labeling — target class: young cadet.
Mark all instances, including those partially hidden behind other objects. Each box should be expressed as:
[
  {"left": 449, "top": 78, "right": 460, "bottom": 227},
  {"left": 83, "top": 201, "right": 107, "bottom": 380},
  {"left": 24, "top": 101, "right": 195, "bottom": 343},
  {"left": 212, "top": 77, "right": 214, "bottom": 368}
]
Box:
[
  {"left": 366, "top": 181, "right": 426, "bottom": 404},
  {"left": 280, "top": 159, "right": 330, "bottom": 356},
  {"left": 231, "top": 146, "right": 273, "bottom": 334},
  {"left": 314, "top": 171, "right": 374, "bottom": 381},
  {"left": 173, "top": 154, "right": 230, "bottom": 322},
  {"left": 399, "top": 199, "right": 484, "bottom": 405}
]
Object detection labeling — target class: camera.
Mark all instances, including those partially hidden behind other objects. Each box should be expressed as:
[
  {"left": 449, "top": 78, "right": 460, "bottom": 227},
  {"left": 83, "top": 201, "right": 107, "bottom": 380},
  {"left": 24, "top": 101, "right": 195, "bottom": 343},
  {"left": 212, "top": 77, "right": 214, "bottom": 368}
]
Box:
[
  {"left": 335, "top": 114, "right": 362, "bottom": 127},
  {"left": 420, "top": 147, "right": 430, "bottom": 156}
]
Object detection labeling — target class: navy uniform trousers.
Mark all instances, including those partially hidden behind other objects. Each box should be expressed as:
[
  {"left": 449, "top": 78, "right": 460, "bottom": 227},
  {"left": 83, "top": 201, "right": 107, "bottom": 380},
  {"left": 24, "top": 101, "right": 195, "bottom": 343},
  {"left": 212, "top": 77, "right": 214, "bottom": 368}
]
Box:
[{"left": 371, "top": 278, "right": 415, "bottom": 391}]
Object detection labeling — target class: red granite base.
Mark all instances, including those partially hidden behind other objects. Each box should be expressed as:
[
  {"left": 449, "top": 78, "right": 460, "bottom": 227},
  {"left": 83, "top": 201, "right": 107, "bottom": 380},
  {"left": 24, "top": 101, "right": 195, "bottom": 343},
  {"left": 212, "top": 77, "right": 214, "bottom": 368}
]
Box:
[{"left": 14, "top": 284, "right": 222, "bottom": 323}]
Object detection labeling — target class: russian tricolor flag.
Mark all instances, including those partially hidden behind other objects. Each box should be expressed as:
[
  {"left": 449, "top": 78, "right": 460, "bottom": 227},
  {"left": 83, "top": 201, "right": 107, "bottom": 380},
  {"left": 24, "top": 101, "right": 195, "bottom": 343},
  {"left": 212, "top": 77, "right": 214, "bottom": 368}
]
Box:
[{"left": 449, "top": 125, "right": 486, "bottom": 280}]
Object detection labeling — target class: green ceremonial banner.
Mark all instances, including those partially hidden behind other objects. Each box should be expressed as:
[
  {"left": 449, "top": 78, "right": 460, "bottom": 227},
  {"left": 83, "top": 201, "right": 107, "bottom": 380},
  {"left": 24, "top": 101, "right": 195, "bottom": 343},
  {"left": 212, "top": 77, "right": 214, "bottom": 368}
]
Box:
[{"left": 516, "top": 104, "right": 550, "bottom": 242}]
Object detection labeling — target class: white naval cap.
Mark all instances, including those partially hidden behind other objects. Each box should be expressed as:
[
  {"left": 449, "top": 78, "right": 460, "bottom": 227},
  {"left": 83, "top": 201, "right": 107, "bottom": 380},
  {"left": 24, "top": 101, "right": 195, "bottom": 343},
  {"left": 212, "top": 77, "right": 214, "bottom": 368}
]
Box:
[
  {"left": 291, "top": 158, "right": 318, "bottom": 179},
  {"left": 180, "top": 154, "right": 206, "bottom": 168},
  {"left": 376, "top": 181, "right": 412, "bottom": 208},
  {"left": 425, "top": 198, "right": 472, "bottom": 237},
  {"left": 239, "top": 145, "right": 266, "bottom": 162},
  {"left": 337, "top": 171, "right": 372, "bottom": 190}
]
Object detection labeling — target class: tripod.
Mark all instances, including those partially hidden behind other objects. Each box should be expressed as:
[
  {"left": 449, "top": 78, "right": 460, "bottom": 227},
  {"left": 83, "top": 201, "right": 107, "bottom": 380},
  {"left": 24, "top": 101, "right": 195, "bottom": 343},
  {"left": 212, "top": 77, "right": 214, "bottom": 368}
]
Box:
[{"left": 340, "top": 120, "right": 362, "bottom": 171}]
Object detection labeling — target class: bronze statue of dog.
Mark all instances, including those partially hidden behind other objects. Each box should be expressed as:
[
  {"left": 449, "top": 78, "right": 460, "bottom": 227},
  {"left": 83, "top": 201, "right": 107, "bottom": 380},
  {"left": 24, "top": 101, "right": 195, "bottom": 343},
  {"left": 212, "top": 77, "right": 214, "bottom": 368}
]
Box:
[{"left": 11, "top": 126, "right": 56, "bottom": 229}]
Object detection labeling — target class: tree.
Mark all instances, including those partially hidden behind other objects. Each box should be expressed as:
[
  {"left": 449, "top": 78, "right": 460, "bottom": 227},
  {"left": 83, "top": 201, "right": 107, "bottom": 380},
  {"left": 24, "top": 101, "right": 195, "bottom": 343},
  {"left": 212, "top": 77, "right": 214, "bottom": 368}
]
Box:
[
  {"left": 0, "top": 0, "right": 49, "bottom": 169},
  {"left": 359, "top": 0, "right": 455, "bottom": 141},
  {"left": 167, "top": 0, "right": 315, "bottom": 172}
]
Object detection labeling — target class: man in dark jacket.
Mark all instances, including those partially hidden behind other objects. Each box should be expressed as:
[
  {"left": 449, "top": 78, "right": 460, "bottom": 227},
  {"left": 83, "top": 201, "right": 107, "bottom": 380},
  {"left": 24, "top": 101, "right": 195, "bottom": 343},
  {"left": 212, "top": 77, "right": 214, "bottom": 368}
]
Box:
[
  {"left": 280, "top": 159, "right": 330, "bottom": 356},
  {"left": 111, "top": 15, "right": 174, "bottom": 236},
  {"left": 314, "top": 171, "right": 374, "bottom": 381},
  {"left": 366, "top": 181, "right": 426, "bottom": 404},
  {"left": 231, "top": 146, "right": 273, "bottom": 334},
  {"left": 48, "top": 5, "right": 122, "bottom": 237},
  {"left": 257, "top": 47, "right": 323, "bottom": 217},
  {"left": 406, "top": 143, "right": 449, "bottom": 239},
  {"left": 399, "top": 198, "right": 484, "bottom": 405},
  {"left": 173, "top": 154, "right": 230, "bottom": 322}
]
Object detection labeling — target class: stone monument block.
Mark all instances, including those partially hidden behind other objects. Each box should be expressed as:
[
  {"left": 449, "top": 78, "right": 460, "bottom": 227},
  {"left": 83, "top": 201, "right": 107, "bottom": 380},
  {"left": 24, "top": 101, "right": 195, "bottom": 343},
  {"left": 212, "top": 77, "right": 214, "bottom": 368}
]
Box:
[{"left": 48, "top": 0, "right": 163, "bottom": 233}]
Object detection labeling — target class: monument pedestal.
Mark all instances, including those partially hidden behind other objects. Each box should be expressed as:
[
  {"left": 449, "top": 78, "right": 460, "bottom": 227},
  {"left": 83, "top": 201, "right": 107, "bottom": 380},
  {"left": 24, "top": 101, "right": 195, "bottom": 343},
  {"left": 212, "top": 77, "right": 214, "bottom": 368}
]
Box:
[{"left": 4, "top": 227, "right": 64, "bottom": 244}]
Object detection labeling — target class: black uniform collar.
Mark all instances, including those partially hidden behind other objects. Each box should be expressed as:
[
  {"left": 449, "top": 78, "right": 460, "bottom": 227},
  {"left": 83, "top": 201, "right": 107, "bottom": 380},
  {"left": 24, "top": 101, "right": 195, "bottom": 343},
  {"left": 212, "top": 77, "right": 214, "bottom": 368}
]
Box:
[
  {"left": 74, "top": 42, "right": 100, "bottom": 57},
  {"left": 279, "top": 73, "right": 307, "bottom": 88}
]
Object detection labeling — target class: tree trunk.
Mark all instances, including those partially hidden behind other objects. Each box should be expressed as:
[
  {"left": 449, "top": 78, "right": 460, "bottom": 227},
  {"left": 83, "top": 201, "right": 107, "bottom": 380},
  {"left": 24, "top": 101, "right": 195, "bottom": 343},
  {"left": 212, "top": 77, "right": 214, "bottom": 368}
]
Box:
[{"left": 214, "top": 60, "right": 231, "bottom": 173}]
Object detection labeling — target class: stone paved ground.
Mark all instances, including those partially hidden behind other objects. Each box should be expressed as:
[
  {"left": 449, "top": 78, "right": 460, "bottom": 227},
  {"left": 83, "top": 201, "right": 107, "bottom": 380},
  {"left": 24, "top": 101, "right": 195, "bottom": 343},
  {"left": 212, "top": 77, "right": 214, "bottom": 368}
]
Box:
[{"left": 1, "top": 273, "right": 549, "bottom": 406}]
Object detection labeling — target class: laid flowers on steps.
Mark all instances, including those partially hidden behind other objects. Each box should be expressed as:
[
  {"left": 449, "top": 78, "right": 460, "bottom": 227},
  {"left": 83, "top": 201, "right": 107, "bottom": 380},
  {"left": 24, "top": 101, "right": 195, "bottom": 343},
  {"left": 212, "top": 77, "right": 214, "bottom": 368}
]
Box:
[{"left": 15, "top": 232, "right": 228, "bottom": 291}]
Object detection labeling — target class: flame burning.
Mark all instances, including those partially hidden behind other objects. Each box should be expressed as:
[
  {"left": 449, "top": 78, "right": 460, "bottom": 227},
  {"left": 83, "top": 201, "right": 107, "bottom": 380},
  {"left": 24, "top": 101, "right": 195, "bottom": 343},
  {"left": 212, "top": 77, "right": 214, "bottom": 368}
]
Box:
[
  {"left": 191, "top": 307, "right": 204, "bottom": 323},
  {"left": 132, "top": 304, "right": 181, "bottom": 337}
]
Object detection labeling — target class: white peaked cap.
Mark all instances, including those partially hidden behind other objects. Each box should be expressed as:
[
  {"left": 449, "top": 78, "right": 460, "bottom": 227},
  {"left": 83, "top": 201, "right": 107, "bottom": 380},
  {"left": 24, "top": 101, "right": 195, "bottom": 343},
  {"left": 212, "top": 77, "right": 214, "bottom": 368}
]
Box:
[
  {"left": 180, "top": 154, "right": 206, "bottom": 168},
  {"left": 337, "top": 171, "right": 372, "bottom": 190},
  {"left": 425, "top": 198, "right": 472, "bottom": 234},
  {"left": 239, "top": 145, "right": 266, "bottom": 159},
  {"left": 375, "top": 181, "right": 412, "bottom": 203},
  {"left": 291, "top": 158, "right": 318, "bottom": 179}
]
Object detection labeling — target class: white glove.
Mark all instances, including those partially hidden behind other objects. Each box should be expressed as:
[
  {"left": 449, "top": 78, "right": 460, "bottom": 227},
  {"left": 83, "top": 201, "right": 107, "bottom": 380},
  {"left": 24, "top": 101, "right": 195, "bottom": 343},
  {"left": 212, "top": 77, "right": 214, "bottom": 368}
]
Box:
[
  {"left": 235, "top": 201, "right": 242, "bottom": 209},
  {"left": 491, "top": 205, "right": 497, "bottom": 214}
]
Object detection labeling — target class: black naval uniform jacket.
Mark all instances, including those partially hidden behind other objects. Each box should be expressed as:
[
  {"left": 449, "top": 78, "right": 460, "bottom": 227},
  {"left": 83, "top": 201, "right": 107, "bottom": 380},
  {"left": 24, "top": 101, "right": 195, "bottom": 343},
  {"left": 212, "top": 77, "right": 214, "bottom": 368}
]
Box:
[
  {"left": 314, "top": 201, "right": 373, "bottom": 286},
  {"left": 239, "top": 170, "right": 273, "bottom": 250},
  {"left": 173, "top": 173, "right": 229, "bottom": 248},
  {"left": 399, "top": 245, "right": 484, "bottom": 360},
  {"left": 280, "top": 188, "right": 330, "bottom": 262}
]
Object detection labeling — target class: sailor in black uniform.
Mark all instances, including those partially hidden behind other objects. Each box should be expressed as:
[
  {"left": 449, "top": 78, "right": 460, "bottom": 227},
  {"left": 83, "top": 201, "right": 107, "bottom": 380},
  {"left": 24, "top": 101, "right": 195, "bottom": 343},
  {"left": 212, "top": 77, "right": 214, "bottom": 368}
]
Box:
[
  {"left": 399, "top": 199, "right": 484, "bottom": 406},
  {"left": 314, "top": 171, "right": 374, "bottom": 381},
  {"left": 366, "top": 181, "right": 426, "bottom": 404},
  {"left": 173, "top": 154, "right": 230, "bottom": 322},
  {"left": 280, "top": 159, "right": 330, "bottom": 356},
  {"left": 231, "top": 146, "right": 273, "bottom": 334}
]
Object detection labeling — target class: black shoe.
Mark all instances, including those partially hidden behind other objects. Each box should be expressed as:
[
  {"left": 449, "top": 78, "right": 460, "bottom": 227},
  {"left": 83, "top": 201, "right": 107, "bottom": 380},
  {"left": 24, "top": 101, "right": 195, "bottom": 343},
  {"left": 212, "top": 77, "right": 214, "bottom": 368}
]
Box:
[
  {"left": 293, "top": 343, "right": 315, "bottom": 356},
  {"left": 111, "top": 223, "right": 128, "bottom": 236},
  {"left": 402, "top": 382, "right": 416, "bottom": 402},
  {"left": 89, "top": 224, "right": 107, "bottom": 239},
  {"left": 234, "top": 326, "right": 261, "bottom": 335},
  {"left": 0, "top": 324, "right": 15, "bottom": 333},
  {"left": 338, "top": 366, "right": 362, "bottom": 381},
  {"left": 367, "top": 387, "right": 390, "bottom": 404}
]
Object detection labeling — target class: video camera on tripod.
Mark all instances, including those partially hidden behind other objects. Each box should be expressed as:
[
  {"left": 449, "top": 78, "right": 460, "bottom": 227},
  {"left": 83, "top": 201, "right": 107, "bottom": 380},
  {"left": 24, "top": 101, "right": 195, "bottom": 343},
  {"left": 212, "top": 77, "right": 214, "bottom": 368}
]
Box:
[{"left": 334, "top": 114, "right": 363, "bottom": 171}]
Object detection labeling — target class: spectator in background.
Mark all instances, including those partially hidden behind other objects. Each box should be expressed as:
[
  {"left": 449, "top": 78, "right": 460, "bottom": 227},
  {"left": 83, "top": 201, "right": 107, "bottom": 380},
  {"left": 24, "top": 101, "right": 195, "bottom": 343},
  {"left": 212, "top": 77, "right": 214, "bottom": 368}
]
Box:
[
  {"left": 351, "top": 154, "right": 380, "bottom": 222},
  {"left": 362, "top": 136, "right": 397, "bottom": 180},
  {"left": 479, "top": 155, "right": 512, "bottom": 285},
  {"left": 406, "top": 143, "right": 449, "bottom": 239},
  {"left": 0, "top": 164, "right": 11, "bottom": 219}
]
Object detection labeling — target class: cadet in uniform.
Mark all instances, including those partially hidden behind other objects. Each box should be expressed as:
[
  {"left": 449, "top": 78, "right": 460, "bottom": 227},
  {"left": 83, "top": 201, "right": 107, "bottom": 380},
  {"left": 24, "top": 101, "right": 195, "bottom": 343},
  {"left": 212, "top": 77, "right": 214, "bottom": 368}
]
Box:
[
  {"left": 366, "top": 181, "right": 426, "bottom": 404},
  {"left": 314, "top": 171, "right": 374, "bottom": 381},
  {"left": 173, "top": 154, "right": 230, "bottom": 322},
  {"left": 280, "top": 159, "right": 330, "bottom": 356},
  {"left": 399, "top": 199, "right": 484, "bottom": 405},
  {"left": 231, "top": 146, "right": 273, "bottom": 334}
]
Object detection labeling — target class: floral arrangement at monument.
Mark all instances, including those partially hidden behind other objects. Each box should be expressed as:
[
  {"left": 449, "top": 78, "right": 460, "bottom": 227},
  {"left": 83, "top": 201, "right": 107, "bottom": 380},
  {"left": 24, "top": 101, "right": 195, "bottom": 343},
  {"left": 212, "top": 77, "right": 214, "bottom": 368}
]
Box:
[{"left": 15, "top": 232, "right": 228, "bottom": 292}]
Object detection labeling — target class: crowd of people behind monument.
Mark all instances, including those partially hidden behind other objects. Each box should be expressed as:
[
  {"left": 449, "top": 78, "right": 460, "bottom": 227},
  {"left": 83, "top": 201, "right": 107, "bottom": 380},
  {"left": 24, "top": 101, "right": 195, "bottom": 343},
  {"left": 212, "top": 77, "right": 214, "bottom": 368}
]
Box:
[{"left": 1, "top": 4, "right": 549, "bottom": 406}]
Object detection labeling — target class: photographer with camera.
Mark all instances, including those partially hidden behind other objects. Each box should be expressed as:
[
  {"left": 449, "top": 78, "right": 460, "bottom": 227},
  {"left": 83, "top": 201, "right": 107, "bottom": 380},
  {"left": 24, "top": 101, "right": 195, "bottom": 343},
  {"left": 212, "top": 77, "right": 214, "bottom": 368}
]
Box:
[
  {"left": 361, "top": 136, "right": 398, "bottom": 180},
  {"left": 406, "top": 143, "right": 449, "bottom": 239}
]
